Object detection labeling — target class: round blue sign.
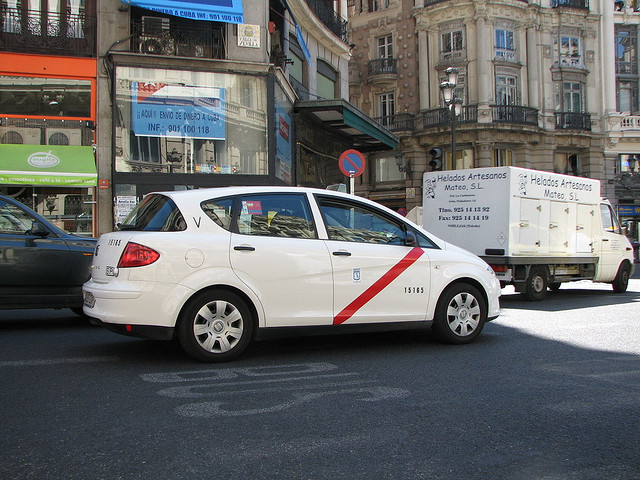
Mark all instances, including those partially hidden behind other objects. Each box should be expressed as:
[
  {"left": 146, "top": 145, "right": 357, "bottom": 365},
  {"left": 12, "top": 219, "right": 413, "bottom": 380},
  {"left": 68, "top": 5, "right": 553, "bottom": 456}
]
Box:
[{"left": 339, "top": 149, "right": 366, "bottom": 177}]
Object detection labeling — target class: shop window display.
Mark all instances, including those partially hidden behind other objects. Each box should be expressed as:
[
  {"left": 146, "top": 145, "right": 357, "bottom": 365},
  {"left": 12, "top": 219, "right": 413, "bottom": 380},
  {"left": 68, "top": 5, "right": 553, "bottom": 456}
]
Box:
[{"left": 114, "top": 67, "right": 268, "bottom": 176}]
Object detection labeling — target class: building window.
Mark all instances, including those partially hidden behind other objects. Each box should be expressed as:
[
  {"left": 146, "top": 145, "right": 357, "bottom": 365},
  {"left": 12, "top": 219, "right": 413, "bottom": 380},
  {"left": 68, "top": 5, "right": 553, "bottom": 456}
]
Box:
[
  {"left": 615, "top": 26, "right": 639, "bottom": 113},
  {"left": 619, "top": 154, "right": 640, "bottom": 174},
  {"left": 615, "top": 26, "right": 638, "bottom": 74},
  {"left": 378, "top": 92, "right": 395, "bottom": 121},
  {"left": 618, "top": 80, "right": 639, "bottom": 114},
  {"left": 554, "top": 35, "right": 582, "bottom": 67},
  {"left": 377, "top": 34, "right": 393, "bottom": 59},
  {"left": 374, "top": 155, "right": 404, "bottom": 182},
  {"left": 495, "top": 29, "right": 515, "bottom": 62},
  {"left": 563, "top": 82, "right": 584, "bottom": 112},
  {"left": 368, "top": 0, "right": 389, "bottom": 11},
  {"left": 494, "top": 149, "right": 513, "bottom": 167},
  {"left": 446, "top": 148, "right": 473, "bottom": 171},
  {"left": 554, "top": 153, "right": 579, "bottom": 176},
  {"left": 114, "top": 66, "right": 268, "bottom": 176},
  {"left": 496, "top": 75, "right": 518, "bottom": 105},
  {"left": 317, "top": 60, "right": 337, "bottom": 100},
  {"left": 0, "top": 76, "right": 92, "bottom": 118},
  {"left": 441, "top": 29, "right": 464, "bottom": 62},
  {"left": 288, "top": 35, "right": 308, "bottom": 100}
]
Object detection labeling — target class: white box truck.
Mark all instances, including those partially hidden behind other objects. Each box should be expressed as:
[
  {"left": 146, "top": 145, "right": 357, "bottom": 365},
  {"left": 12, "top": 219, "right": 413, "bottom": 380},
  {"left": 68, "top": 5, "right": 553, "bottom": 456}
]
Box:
[{"left": 423, "top": 166, "right": 635, "bottom": 300}]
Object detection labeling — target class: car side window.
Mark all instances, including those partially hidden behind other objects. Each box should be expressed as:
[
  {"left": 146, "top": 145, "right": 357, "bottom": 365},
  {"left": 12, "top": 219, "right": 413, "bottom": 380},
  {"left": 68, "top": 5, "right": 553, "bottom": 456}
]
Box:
[
  {"left": 201, "top": 197, "right": 234, "bottom": 230},
  {"left": 0, "top": 200, "right": 32, "bottom": 234},
  {"left": 317, "top": 196, "right": 406, "bottom": 245},
  {"left": 414, "top": 230, "right": 440, "bottom": 249},
  {"left": 235, "top": 193, "right": 316, "bottom": 239}
]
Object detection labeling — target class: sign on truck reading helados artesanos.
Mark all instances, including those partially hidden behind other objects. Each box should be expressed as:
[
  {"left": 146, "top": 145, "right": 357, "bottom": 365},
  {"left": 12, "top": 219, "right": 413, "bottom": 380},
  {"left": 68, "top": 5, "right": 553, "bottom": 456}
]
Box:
[{"left": 422, "top": 166, "right": 601, "bottom": 256}]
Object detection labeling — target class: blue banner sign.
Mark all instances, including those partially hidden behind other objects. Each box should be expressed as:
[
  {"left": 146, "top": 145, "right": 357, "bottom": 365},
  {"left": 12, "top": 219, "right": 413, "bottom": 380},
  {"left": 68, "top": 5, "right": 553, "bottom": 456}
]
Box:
[
  {"left": 122, "top": 0, "right": 244, "bottom": 24},
  {"left": 619, "top": 205, "right": 640, "bottom": 217},
  {"left": 131, "top": 82, "right": 226, "bottom": 140}
]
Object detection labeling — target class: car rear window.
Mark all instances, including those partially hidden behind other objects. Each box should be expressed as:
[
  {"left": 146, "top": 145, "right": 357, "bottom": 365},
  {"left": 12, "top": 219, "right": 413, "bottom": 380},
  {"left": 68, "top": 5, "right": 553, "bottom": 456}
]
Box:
[{"left": 118, "top": 195, "right": 186, "bottom": 232}]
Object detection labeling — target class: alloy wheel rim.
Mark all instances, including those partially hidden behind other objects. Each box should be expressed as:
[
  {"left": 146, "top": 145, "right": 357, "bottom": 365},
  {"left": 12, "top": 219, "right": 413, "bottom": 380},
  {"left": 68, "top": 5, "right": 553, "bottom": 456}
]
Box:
[
  {"left": 446, "top": 292, "right": 481, "bottom": 337},
  {"left": 193, "top": 300, "right": 244, "bottom": 353}
]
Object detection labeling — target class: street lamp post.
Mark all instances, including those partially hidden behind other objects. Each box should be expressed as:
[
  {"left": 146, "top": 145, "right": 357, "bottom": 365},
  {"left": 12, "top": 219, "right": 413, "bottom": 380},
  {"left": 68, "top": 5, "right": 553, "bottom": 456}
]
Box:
[{"left": 439, "top": 67, "right": 463, "bottom": 170}]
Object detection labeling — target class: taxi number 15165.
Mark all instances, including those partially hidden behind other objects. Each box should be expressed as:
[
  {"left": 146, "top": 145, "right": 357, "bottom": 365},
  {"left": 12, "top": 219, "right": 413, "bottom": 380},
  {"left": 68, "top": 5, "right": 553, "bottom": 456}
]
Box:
[{"left": 404, "top": 286, "right": 424, "bottom": 294}]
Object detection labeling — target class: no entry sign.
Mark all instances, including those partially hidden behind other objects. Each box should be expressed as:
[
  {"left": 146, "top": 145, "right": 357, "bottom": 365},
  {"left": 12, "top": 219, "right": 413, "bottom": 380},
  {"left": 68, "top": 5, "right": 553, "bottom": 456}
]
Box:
[{"left": 338, "top": 149, "right": 366, "bottom": 177}]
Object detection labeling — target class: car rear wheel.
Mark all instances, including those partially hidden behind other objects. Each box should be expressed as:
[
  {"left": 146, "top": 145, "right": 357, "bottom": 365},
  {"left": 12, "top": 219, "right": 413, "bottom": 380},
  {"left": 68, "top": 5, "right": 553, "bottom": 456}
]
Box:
[
  {"left": 612, "top": 263, "right": 631, "bottom": 293},
  {"left": 177, "top": 289, "right": 254, "bottom": 362},
  {"left": 432, "top": 283, "right": 486, "bottom": 344}
]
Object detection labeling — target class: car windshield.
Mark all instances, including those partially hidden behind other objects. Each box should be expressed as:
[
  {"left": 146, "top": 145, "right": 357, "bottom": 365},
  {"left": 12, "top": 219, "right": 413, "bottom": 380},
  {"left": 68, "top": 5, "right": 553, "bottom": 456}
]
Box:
[{"left": 118, "top": 195, "right": 186, "bottom": 232}]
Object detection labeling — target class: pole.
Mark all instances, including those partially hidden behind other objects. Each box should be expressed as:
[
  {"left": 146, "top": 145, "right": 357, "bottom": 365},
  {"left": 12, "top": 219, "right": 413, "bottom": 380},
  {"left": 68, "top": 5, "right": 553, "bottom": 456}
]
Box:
[
  {"left": 350, "top": 174, "right": 355, "bottom": 195},
  {"left": 451, "top": 105, "right": 457, "bottom": 170}
]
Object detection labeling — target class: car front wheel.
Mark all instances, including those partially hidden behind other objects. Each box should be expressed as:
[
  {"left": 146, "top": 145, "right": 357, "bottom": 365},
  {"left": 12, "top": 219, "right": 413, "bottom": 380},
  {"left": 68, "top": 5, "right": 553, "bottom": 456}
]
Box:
[
  {"left": 432, "top": 283, "right": 486, "bottom": 344},
  {"left": 177, "top": 289, "right": 254, "bottom": 362}
]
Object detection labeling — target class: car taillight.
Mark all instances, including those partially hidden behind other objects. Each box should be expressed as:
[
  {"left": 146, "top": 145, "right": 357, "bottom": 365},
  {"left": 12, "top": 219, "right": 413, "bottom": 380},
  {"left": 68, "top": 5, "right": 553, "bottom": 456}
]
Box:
[{"left": 118, "top": 242, "right": 160, "bottom": 268}]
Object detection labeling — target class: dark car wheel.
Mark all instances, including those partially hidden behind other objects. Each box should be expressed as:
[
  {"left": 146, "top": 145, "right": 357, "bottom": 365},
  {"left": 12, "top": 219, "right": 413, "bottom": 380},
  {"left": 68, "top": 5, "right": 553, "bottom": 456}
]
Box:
[
  {"left": 432, "top": 283, "right": 486, "bottom": 345},
  {"left": 177, "top": 289, "right": 254, "bottom": 362}
]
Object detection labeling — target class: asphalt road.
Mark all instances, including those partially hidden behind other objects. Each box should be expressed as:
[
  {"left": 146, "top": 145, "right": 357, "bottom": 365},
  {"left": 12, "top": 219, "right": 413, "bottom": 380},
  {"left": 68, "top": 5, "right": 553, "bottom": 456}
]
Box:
[{"left": 1, "top": 275, "right": 639, "bottom": 480}]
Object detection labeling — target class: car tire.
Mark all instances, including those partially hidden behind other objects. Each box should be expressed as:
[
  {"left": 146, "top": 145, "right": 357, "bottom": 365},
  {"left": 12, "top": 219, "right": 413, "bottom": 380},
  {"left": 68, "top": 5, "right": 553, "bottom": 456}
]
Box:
[
  {"left": 524, "top": 266, "right": 548, "bottom": 301},
  {"left": 612, "top": 263, "right": 631, "bottom": 294},
  {"left": 177, "top": 289, "right": 254, "bottom": 362},
  {"left": 432, "top": 283, "right": 486, "bottom": 345}
]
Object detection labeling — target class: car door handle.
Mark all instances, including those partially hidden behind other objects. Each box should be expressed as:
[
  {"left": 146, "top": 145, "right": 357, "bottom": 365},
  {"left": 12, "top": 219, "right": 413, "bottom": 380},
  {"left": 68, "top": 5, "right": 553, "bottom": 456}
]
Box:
[
  {"left": 234, "top": 245, "right": 256, "bottom": 251},
  {"left": 332, "top": 250, "right": 351, "bottom": 256}
]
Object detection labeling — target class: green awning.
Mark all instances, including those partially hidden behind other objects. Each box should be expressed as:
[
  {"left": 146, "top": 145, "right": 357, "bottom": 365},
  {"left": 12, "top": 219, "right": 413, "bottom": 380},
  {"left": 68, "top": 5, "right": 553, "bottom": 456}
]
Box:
[
  {"left": 0, "top": 145, "right": 97, "bottom": 187},
  {"left": 294, "top": 99, "right": 399, "bottom": 152}
]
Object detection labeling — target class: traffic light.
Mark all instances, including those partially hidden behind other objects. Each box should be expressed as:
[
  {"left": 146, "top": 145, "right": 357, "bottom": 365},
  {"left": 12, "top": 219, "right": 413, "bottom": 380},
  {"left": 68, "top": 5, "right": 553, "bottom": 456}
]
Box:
[{"left": 429, "top": 147, "right": 442, "bottom": 171}]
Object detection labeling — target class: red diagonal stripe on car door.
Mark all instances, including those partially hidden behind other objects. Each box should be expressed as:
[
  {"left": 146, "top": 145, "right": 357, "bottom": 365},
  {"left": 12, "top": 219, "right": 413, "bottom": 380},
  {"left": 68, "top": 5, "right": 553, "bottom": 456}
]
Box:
[{"left": 333, "top": 247, "right": 425, "bottom": 325}]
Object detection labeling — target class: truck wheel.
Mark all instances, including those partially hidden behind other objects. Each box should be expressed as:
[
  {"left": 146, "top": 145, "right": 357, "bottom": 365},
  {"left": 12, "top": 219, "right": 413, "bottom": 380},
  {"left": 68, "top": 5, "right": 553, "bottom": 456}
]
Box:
[
  {"left": 177, "top": 289, "right": 254, "bottom": 362},
  {"left": 524, "top": 266, "right": 548, "bottom": 301},
  {"left": 612, "top": 263, "right": 631, "bottom": 293},
  {"left": 432, "top": 283, "right": 486, "bottom": 344}
]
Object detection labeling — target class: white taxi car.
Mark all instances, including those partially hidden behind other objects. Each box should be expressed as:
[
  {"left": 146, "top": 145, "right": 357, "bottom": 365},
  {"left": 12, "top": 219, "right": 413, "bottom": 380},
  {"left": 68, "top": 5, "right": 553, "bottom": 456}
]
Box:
[{"left": 83, "top": 187, "right": 500, "bottom": 361}]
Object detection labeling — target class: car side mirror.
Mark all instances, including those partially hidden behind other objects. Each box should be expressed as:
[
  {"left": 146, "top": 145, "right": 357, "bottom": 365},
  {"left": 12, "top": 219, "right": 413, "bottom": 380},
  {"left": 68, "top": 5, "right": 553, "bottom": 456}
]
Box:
[
  {"left": 405, "top": 230, "right": 417, "bottom": 247},
  {"left": 28, "top": 221, "right": 50, "bottom": 237}
]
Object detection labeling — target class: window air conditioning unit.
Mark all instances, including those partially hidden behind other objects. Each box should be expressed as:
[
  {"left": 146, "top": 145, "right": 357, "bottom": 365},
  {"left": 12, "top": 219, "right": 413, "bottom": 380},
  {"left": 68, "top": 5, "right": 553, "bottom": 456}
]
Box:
[
  {"left": 46, "top": 128, "right": 82, "bottom": 146},
  {"left": 0, "top": 127, "right": 41, "bottom": 145},
  {"left": 139, "top": 16, "right": 174, "bottom": 55}
]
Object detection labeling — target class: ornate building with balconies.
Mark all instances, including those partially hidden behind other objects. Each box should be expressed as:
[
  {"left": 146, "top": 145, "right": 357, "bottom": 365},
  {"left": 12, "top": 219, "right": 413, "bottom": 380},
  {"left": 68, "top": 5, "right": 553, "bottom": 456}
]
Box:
[{"left": 347, "top": 0, "right": 608, "bottom": 216}]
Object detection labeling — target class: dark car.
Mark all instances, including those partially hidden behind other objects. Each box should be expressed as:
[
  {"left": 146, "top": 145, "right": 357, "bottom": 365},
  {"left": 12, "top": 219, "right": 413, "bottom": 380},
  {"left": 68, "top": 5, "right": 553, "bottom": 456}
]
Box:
[{"left": 0, "top": 194, "right": 96, "bottom": 314}]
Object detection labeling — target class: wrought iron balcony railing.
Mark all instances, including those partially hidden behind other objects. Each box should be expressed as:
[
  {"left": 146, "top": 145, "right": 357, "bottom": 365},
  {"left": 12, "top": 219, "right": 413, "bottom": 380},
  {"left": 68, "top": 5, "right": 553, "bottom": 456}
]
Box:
[
  {"left": 368, "top": 58, "right": 398, "bottom": 77},
  {"left": 555, "top": 112, "right": 592, "bottom": 131},
  {"left": 130, "top": 17, "right": 225, "bottom": 59},
  {"left": 305, "top": 0, "right": 348, "bottom": 44},
  {"left": 0, "top": 8, "right": 96, "bottom": 57},
  {"left": 491, "top": 105, "right": 539, "bottom": 126},
  {"left": 420, "top": 105, "right": 478, "bottom": 128},
  {"left": 374, "top": 113, "right": 415, "bottom": 132},
  {"left": 551, "top": 0, "right": 589, "bottom": 9}
]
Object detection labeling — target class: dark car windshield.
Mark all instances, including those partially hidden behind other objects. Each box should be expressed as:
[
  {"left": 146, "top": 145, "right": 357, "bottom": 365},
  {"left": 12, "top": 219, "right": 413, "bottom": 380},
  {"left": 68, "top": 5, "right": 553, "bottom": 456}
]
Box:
[{"left": 118, "top": 195, "right": 186, "bottom": 232}]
